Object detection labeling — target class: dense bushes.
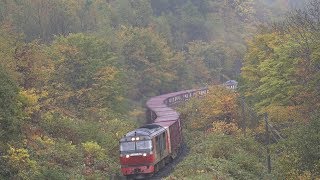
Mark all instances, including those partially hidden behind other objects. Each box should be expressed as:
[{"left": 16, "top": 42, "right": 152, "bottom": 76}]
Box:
[
  {"left": 273, "top": 115, "right": 320, "bottom": 179},
  {"left": 169, "top": 86, "right": 267, "bottom": 179}
]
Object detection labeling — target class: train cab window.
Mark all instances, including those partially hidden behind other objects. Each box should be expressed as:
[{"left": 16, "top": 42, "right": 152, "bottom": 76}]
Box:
[
  {"left": 120, "top": 142, "right": 135, "bottom": 151},
  {"left": 155, "top": 136, "right": 160, "bottom": 154},
  {"left": 162, "top": 133, "right": 166, "bottom": 150},
  {"left": 136, "top": 140, "right": 152, "bottom": 150}
]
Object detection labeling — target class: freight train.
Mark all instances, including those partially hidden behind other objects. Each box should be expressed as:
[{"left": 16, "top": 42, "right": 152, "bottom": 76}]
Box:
[{"left": 119, "top": 88, "right": 209, "bottom": 179}]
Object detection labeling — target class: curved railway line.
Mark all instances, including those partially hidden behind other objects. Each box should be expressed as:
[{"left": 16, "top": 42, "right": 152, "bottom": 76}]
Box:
[{"left": 119, "top": 88, "right": 209, "bottom": 179}]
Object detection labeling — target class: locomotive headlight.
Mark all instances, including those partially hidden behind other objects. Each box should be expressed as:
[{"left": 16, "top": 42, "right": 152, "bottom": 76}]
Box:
[
  {"left": 125, "top": 154, "right": 130, "bottom": 158},
  {"left": 142, "top": 153, "right": 147, "bottom": 157},
  {"left": 136, "top": 137, "right": 140, "bottom": 140},
  {"left": 131, "top": 137, "right": 135, "bottom": 141}
]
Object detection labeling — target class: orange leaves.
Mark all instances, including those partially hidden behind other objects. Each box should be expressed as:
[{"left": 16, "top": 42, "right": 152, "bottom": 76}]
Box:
[
  {"left": 13, "top": 41, "right": 54, "bottom": 89},
  {"left": 199, "top": 86, "right": 239, "bottom": 122},
  {"left": 53, "top": 44, "right": 80, "bottom": 61},
  {"left": 209, "top": 121, "right": 240, "bottom": 135},
  {"left": 94, "top": 66, "right": 119, "bottom": 82},
  {"left": 180, "top": 86, "right": 240, "bottom": 131},
  {"left": 262, "top": 105, "right": 304, "bottom": 124}
]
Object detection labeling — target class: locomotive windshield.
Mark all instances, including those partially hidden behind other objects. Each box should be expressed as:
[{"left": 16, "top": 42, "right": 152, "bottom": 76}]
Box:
[
  {"left": 120, "top": 140, "right": 152, "bottom": 152},
  {"left": 120, "top": 142, "right": 135, "bottom": 151},
  {"left": 136, "top": 140, "right": 152, "bottom": 150}
]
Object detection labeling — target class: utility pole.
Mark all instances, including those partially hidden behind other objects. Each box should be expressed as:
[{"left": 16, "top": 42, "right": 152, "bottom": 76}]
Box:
[
  {"left": 264, "top": 113, "right": 271, "bottom": 173},
  {"left": 240, "top": 97, "right": 246, "bottom": 137}
]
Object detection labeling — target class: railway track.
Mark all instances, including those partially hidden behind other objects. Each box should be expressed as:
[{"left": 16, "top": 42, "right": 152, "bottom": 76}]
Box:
[
  {"left": 118, "top": 88, "right": 209, "bottom": 179},
  {"left": 117, "top": 81, "right": 238, "bottom": 179}
]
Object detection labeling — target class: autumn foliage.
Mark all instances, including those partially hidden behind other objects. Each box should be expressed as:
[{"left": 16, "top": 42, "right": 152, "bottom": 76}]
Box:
[
  {"left": 179, "top": 86, "right": 240, "bottom": 132},
  {"left": 0, "top": 0, "right": 318, "bottom": 179}
]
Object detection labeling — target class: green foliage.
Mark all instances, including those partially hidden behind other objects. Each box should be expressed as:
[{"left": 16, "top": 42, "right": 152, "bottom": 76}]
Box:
[
  {"left": 41, "top": 111, "right": 135, "bottom": 146},
  {"left": 41, "top": 113, "right": 79, "bottom": 142},
  {"left": 130, "top": 0, "right": 153, "bottom": 27},
  {"left": 50, "top": 33, "right": 115, "bottom": 89},
  {"left": 273, "top": 115, "right": 320, "bottom": 179},
  {"left": 185, "top": 41, "right": 240, "bottom": 84},
  {"left": 173, "top": 87, "right": 266, "bottom": 179},
  {"left": 82, "top": 141, "right": 106, "bottom": 160},
  {"left": 117, "top": 26, "right": 189, "bottom": 98},
  {"left": 240, "top": 1, "right": 320, "bottom": 178},
  {"left": 4, "top": 146, "right": 40, "bottom": 179},
  {"left": 0, "top": 30, "right": 21, "bottom": 76},
  {"left": 52, "top": 139, "right": 81, "bottom": 167},
  {"left": 241, "top": 30, "right": 319, "bottom": 122},
  {"left": 0, "top": 0, "right": 312, "bottom": 179},
  {"left": 4, "top": 0, "right": 112, "bottom": 41},
  {"left": 40, "top": 166, "right": 70, "bottom": 180},
  {"left": 169, "top": 132, "right": 266, "bottom": 179},
  {"left": 14, "top": 41, "right": 53, "bottom": 89},
  {"left": 0, "top": 65, "right": 20, "bottom": 143},
  {"left": 242, "top": 33, "right": 297, "bottom": 107},
  {"left": 48, "top": 33, "right": 127, "bottom": 117}
]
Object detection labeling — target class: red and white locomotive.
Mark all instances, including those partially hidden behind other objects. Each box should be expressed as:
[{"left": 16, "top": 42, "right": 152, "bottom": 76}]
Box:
[{"left": 119, "top": 88, "right": 208, "bottom": 179}]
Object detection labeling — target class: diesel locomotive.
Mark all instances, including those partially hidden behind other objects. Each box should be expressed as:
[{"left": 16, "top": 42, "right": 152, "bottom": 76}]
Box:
[{"left": 119, "top": 88, "right": 208, "bottom": 179}]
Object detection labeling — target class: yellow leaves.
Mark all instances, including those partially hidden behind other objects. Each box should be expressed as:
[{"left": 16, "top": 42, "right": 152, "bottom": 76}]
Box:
[
  {"left": 19, "top": 90, "right": 39, "bottom": 106},
  {"left": 116, "top": 25, "right": 133, "bottom": 42},
  {"left": 196, "top": 169, "right": 206, "bottom": 173},
  {"left": 4, "top": 145, "right": 39, "bottom": 177},
  {"left": 189, "top": 117, "right": 208, "bottom": 130},
  {"left": 210, "top": 121, "right": 240, "bottom": 135},
  {"left": 241, "top": 30, "right": 317, "bottom": 121},
  {"left": 297, "top": 171, "right": 313, "bottom": 180},
  {"left": 244, "top": 32, "right": 287, "bottom": 68},
  {"left": 82, "top": 141, "right": 106, "bottom": 160},
  {"left": 199, "top": 86, "right": 239, "bottom": 119},
  {"left": 82, "top": 141, "right": 102, "bottom": 153},
  {"left": 276, "top": 151, "right": 313, "bottom": 180},
  {"left": 94, "top": 66, "right": 119, "bottom": 82},
  {"left": 54, "top": 44, "right": 80, "bottom": 60},
  {"left": 6, "top": 146, "right": 30, "bottom": 164},
  {"left": 181, "top": 86, "right": 240, "bottom": 131},
  {"left": 13, "top": 41, "right": 54, "bottom": 88},
  {"left": 36, "top": 135, "right": 55, "bottom": 146},
  {"left": 116, "top": 96, "right": 124, "bottom": 101},
  {"left": 261, "top": 105, "right": 304, "bottom": 123},
  {"left": 19, "top": 89, "right": 48, "bottom": 117}
]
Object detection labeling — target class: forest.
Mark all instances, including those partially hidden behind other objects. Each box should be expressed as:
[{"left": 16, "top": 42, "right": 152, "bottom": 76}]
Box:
[{"left": 0, "top": 0, "right": 318, "bottom": 179}]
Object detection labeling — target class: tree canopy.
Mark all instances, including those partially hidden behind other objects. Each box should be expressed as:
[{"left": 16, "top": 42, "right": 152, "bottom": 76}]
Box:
[{"left": 0, "top": 0, "right": 318, "bottom": 179}]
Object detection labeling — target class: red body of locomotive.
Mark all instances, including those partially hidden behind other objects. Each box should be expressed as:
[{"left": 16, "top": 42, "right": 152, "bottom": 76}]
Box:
[{"left": 119, "top": 89, "right": 208, "bottom": 178}]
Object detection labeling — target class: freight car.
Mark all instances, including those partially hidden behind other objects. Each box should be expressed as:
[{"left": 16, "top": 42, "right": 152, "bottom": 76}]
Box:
[{"left": 119, "top": 88, "right": 208, "bottom": 179}]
